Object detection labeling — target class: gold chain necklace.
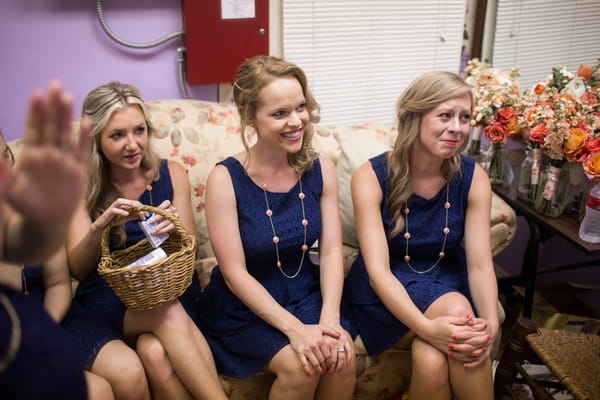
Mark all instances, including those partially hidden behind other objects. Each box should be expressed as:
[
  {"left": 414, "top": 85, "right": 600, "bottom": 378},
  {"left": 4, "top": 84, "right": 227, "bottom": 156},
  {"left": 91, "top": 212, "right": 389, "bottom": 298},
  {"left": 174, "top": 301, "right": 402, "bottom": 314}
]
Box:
[
  {"left": 261, "top": 176, "right": 308, "bottom": 279},
  {"left": 403, "top": 183, "right": 450, "bottom": 274}
]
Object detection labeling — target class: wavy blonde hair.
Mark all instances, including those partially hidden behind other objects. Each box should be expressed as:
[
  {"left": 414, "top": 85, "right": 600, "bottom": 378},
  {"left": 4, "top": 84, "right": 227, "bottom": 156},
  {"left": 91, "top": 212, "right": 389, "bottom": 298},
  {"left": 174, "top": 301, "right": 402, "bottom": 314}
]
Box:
[
  {"left": 387, "top": 71, "right": 472, "bottom": 237},
  {"left": 233, "top": 55, "right": 319, "bottom": 173},
  {"left": 81, "top": 82, "right": 161, "bottom": 223}
]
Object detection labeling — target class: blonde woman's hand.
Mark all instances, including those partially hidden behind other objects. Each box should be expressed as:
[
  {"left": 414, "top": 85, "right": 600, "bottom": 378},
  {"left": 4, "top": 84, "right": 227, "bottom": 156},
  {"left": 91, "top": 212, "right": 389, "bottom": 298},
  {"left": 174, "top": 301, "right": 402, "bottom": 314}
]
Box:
[
  {"left": 90, "top": 198, "right": 145, "bottom": 232},
  {"left": 321, "top": 325, "right": 354, "bottom": 374},
  {"left": 447, "top": 316, "right": 495, "bottom": 367},
  {"left": 148, "top": 200, "right": 178, "bottom": 235},
  {"left": 287, "top": 323, "right": 341, "bottom": 376}
]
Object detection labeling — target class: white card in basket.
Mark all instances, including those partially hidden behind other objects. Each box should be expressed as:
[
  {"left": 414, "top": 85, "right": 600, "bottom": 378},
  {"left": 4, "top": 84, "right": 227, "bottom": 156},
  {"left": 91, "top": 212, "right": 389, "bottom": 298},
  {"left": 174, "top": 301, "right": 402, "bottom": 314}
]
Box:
[
  {"left": 126, "top": 247, "right": 167, "bottom": 268},
  {"left": 139, "top": 212, "right": 170, "bottom": 248}
]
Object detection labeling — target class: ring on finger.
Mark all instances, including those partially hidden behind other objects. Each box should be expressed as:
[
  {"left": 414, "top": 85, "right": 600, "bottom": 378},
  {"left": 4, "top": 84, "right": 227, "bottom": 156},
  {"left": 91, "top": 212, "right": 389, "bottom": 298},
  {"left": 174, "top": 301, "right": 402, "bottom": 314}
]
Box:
[{"left": 337, "top": 348, "right": 345, "bottom": 353}]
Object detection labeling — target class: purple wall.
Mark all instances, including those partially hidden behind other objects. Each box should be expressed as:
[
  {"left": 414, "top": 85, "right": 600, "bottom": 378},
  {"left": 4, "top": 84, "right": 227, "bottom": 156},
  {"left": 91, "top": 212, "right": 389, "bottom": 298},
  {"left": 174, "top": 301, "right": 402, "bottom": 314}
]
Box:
[{"left": 0, "top": 0, "right": 217, "bottom": 141}]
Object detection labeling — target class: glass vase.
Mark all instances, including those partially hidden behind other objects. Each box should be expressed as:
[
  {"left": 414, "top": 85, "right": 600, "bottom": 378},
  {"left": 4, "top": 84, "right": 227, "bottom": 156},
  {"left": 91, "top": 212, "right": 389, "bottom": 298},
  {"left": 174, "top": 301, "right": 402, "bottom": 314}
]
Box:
[
  {"left": 466, "top": 126, "right": 483, "bottom": 156},
  {"left": 534, "top": 158, "right": 571, "bottom": 217},
  {"left": 484, "top": 142, "right": 508, "bottom": 185},
  {"left": 517, "top": 143, "right": 543, "bottom": 203}
]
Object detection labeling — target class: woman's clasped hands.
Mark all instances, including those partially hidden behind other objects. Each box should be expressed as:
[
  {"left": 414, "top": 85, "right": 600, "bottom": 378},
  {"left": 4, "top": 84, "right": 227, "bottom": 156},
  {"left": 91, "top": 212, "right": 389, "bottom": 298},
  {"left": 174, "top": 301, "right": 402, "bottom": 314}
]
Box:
[
  {"left": 423, "top": 315, "right": 494, "bottom": 368},
  {"left": 288, "top": 323, "right": 354, "bottom": 377}
]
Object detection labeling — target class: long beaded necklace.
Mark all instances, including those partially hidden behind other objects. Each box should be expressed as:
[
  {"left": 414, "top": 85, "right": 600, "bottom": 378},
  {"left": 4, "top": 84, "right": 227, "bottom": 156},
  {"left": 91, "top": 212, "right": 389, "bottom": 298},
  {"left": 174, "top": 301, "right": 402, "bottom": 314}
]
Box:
[
  {"left": 261, "top": 175, "right": 308, "bottom": 279},
  {"left": 403, "top": 183, "right": 450, "bottom": 274}
]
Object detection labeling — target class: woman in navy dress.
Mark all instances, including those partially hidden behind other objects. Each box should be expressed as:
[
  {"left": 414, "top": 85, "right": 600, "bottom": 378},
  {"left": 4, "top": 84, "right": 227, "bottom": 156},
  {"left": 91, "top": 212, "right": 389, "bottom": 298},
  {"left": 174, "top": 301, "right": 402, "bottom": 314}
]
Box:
[
  {"left": 197, "top": 56, "right": 356, "bottom": 399},
  {"left": 344, "top": 71, "right": 499, "bottom": 400},
  {"left": 63, "top": 82, "right": 226, "bottom": 400}
]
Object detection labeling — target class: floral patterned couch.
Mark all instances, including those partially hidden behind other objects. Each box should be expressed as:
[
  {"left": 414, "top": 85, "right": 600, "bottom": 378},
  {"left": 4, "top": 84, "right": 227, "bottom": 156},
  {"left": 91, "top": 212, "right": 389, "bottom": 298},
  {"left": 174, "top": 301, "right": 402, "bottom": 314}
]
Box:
[{"left": 9, "top": 98, "right": 517, "bottom": 400}]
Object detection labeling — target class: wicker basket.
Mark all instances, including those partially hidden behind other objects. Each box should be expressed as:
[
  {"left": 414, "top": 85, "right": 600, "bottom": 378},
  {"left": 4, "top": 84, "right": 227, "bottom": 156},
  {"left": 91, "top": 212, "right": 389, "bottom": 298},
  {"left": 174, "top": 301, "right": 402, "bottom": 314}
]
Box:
[{"left": 98, "top": 205, "right": 196, "bottom": 310}]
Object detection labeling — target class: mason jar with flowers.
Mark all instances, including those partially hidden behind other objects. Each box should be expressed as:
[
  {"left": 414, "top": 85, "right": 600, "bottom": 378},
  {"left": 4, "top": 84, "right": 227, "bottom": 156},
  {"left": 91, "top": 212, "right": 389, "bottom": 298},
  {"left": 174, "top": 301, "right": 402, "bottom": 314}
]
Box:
[
  {"left": 464, "top": 58, "right": 521, "bottom": 156},
  {"left": 482, "top": 106, "right": 519, "bottom": 184}
]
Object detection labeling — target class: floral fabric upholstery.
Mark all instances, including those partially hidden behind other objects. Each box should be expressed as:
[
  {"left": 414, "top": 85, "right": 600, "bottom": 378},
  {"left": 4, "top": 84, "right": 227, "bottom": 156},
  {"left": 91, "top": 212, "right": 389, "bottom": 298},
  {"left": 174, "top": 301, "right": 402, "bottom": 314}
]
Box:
[{"left": 8, "top": 98, "right": 516, "bottom": 400}]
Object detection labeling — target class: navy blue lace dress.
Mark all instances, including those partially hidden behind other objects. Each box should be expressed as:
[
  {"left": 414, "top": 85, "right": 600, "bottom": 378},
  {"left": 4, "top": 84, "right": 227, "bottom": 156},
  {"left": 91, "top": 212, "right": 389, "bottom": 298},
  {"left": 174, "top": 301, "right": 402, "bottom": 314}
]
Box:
[
  {"left": 197, "top": 157, "right": 354, "bottom": 378},
  {"left": 344, "top": 153, "right": 475, "bottom": 356},
  {"left": 62, "top": 159, "right": 202, "bottom": 367},
  {"left": 0, "top": 284, "right": 87, "bottom": 399}
]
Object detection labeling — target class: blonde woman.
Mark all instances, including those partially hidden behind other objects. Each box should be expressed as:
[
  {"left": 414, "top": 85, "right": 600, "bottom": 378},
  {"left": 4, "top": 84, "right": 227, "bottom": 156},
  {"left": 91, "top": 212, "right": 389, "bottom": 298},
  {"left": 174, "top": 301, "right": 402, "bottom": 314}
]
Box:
[
  {"left": 197, "top": 56, "right": 356, "bottom": 400},
  {"left": 63, "top": 82, "right": 226, "bottom": 400},
  {"left": 344, "top": 71, "right": 498, "bottom": 400}
]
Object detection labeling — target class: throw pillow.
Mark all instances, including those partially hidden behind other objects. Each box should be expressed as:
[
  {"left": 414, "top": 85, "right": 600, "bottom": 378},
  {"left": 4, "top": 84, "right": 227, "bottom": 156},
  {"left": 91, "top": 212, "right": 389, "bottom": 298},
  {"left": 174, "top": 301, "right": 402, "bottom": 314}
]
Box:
[{"left": 334, "top": 131, "right": 391, "bottom": 248}]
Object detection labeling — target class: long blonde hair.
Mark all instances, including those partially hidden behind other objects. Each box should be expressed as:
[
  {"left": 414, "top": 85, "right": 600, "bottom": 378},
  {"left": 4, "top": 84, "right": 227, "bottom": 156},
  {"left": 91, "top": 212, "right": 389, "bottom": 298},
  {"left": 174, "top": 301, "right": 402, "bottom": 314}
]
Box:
[
  {"left": 233, "top": 55, "right": 319, "bottom": 173},
  {"left": 81, "top": 82, "right": 161, "bottom": 222},
  {"left": 387, "top": 71, "right": 472, "bottom": 237}
]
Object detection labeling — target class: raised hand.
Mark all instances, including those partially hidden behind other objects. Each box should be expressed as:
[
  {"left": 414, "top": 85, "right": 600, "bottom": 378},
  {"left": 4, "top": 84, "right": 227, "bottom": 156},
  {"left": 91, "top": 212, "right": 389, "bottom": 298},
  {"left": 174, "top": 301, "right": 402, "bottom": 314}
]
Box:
[{"left": 7, "top": 80, "right": 91, "bottom": 225}]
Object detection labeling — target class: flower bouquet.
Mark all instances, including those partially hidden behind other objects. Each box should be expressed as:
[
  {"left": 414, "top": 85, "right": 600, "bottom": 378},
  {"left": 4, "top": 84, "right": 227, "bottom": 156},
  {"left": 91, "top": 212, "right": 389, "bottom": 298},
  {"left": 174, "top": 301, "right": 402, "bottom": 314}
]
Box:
[
  {"left": 518, "top": 63, "right": 600, "bottom": 216},
  {"left": 464, "top": 58, "right": 521, "bottom": 156}
]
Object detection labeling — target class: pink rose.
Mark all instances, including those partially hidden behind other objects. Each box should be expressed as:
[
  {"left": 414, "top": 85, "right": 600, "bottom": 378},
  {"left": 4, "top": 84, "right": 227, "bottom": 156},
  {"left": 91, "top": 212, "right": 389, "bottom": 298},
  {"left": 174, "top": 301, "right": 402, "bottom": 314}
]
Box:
[
  {"left": 528, "top": 124, "right": 548, "bottom": 144},
  {"left": 484, "top": 122, "right": 508, "bottom": 144},
  {"left": 585, "top": 137, "right": 600, "bottom": 154},
  {"left": 495, "top": 106, "right": 516, "bottom": 124}
]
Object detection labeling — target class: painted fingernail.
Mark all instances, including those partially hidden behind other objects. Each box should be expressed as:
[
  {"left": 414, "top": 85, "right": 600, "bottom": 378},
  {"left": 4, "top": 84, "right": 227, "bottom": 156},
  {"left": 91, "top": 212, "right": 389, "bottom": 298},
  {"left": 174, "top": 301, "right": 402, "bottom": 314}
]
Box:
[
  {"left": 451, "top": 333, "right": 457, "bottom": 339},
  {"left": 448, "top": 351, "right": 454, "bottom": 357},
  {"left": 448, "top": 344, "right": 455, "bottom": 350},
  {"left": 307, "top": 371, "right": 312, "bottom": 376},
  {"left": 465, "top": 315, "right": 472, "bottom": 319},
  {"left": 487, "top": 335, "right": 491, "bottom": 341}
]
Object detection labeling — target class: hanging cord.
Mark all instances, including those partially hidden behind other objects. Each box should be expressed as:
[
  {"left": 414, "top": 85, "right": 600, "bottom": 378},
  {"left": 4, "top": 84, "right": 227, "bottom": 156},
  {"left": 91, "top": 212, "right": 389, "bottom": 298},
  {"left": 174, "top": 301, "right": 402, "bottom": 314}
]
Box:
[
  {"left": 95, "top": 0, "right": 183, "bottom": 49},
  {"left": 95, "top": 0, "right": 190, "bottom": 98},
  {"left": 177, "top": 47, "right": 190, "bottom": 99}
]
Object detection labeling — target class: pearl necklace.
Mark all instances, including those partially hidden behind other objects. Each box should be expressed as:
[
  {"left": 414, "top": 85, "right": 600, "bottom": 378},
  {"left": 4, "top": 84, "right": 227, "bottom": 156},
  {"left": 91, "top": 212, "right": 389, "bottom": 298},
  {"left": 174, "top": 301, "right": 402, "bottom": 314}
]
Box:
[
  {"left": 261, "top": 176, "right": 308, "bottom": 279},
  {"left": 403, "top": 183, "right": 450, "bottom": 274}
]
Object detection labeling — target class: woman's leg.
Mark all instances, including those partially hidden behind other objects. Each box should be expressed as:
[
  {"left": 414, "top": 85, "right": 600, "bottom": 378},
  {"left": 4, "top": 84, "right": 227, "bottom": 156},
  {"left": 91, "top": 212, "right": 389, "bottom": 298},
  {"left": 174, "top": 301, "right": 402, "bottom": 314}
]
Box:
[
  {"left": 421, "top": 292, "right": 494, "bottom": 400},
  {"left": 124, "top": 300, "right": 227, "bottom": 400},
  {"left": 408, "top": 336, "right": 452, "bottom": 400},
  {"left": 136, "top": 333, "right": 192, "bottom": 400},
  {"left": 84, "top": 370, "right": 115, "bottom": 400},
  {"left": 266, "top": 345, "right": 320, "bottom": 400},
  {"left": 91, "top": 340, "right": 150, "bottom": 400},
  {"left": 314, "top": 349, "right": 356, "bottom": 400}
]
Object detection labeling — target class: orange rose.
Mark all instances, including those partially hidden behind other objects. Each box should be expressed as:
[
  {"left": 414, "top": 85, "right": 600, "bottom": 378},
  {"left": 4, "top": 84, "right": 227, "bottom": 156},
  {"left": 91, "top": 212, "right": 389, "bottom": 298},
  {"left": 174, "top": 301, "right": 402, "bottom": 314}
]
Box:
[
  {"left": 484, "top": 122, "right": 508, "bottom": 144},
  {"left": 583, "top": 153, "right": 600, "bottom": 179},
  {"left": 529, "top": 124, "right": 548, "bottom": 144},
  {"left": 495, "top": 106, "right": 516, "bottom": 124},
  {"left": 564, "top": 128, "right": 587, "bottom": 162},
  {"left": 506, "top": 116, "right": 521, "bottom": 138},
  {"left": 577, "top": 65, "right": 594, "bottom": 81},
  {"left": 534, "top": 83, "right": 546, "bottom": 95}
]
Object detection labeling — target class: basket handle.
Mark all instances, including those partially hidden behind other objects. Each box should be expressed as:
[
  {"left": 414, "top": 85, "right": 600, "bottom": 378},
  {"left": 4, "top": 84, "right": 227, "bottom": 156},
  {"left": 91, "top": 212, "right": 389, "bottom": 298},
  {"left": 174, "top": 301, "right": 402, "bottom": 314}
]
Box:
[{"left": 100, "top": 205, "right": 189, "bottom": 258}]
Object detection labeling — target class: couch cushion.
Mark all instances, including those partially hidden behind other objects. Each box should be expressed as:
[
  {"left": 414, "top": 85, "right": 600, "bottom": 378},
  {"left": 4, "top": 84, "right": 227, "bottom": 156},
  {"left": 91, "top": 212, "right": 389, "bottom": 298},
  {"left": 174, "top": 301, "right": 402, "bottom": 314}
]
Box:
[
  {"left": 145, "top": 99, "right": 247, "bottom": 261},
  {"left": 335, "top": 131, "right": 393, "bottom": 248}
]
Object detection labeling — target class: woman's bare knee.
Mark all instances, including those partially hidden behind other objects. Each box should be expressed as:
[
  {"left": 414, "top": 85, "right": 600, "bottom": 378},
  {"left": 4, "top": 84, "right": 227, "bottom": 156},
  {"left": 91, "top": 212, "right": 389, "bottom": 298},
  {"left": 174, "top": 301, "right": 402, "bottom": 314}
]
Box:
[{"left": 85, "top": 371, "right": 114, "bottom": 400}]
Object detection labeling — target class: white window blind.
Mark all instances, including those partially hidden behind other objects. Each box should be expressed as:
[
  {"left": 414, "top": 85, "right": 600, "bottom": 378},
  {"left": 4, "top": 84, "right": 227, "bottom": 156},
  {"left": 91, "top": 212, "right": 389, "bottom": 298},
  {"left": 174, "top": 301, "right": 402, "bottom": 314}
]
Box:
[
  {"left": 282, "top": 1, "right": 467, "bottom": 125},
  {"left": 492, "top": 0, "right": 600, "bottom": 91}
]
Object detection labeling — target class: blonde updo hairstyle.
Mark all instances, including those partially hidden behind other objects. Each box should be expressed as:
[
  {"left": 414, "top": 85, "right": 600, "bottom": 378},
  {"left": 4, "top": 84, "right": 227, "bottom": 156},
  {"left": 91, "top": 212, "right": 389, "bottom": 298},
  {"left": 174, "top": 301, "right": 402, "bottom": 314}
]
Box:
[
  {"left": 387, "top": 71, "right": 473, "bottom": 237},
  {"left": 233, "top": 55, "right": 320, "bottom": 173},
  {"left": 81, "top": 81, "right": 161, "bottom": 222}
]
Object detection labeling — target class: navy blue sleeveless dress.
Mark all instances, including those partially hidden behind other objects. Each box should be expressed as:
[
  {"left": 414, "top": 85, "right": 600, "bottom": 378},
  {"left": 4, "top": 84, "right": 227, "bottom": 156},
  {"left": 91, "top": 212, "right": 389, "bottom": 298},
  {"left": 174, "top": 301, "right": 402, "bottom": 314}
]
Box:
[
  {"left": 197, "top": 157, "right": 354, "bottom": 378},
  {"left": 62, "top": 159, "right": 202, "bottom": 367},
  {"left": 0, "top": 284, "right": 87, "bottom": 399},
  {"left": 344, "top": 153, "right": 475, "bottom": 356}
]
